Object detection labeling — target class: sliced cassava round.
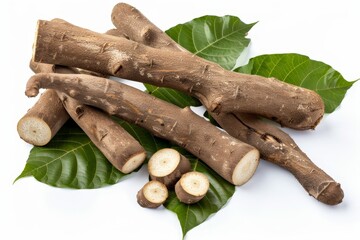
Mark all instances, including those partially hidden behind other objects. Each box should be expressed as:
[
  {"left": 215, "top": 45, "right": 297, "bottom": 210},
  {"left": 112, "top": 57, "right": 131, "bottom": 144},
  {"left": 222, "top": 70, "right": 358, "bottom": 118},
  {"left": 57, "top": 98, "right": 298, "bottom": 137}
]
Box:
[
  {"left": 148, "top": 148, "right": 191, "bottom": 188},
  {"left": 137, "top": 180, "right": 169, "bottom": 208},
  {"left": 175, "top": 171, "right": 210, "bottom": 204}
]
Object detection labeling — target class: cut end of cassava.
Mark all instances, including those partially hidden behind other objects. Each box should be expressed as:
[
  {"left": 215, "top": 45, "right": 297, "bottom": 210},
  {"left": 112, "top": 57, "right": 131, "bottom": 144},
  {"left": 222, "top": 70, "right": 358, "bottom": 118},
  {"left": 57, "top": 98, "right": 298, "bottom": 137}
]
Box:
[
  {"left": 232, "top": 149, "right": 260, "bottom": 186},
  {"left": 148, "top": 148, "right": 181, "bottom": 177},
  {"left": 181, "top": 172, "right": 209, "bottom": 196},
  {"left": 148, "top": 148, "right": 191, "bottom": 188},
  {"left": 175, "top": 171, "right": 209, "bottom": 204},
  {"left": 137, "top": 180, "right": 168, "bottom": 208},
  {"left": 17, "top": 116, "right": 52, "bottom": 146},
  {"left": 316, "top": 182, "right": 344, "bottom": 205},
  {"left": 121, "top": 151, "right": 147, "bottom": 174}
]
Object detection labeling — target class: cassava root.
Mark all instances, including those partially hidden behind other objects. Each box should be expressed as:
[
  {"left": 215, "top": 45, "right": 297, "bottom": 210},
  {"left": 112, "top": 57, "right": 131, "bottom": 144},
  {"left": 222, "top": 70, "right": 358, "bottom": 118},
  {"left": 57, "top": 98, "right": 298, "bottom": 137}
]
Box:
[
  {"left": 25, "top": 72, "right": 260, "bottom": 186},
  {"left": 137, "top": 180, "right": 168, "bottom": 208},
  {"left": 109, "top": 2, "right": 343, "bottom": 205},
  {"left": 22, "top": 61, "right": 147, "bottom": 174},
  {"left": 148, "top": 148, "right": 191, "bottom": 188},
  {"left": 175, "top": 171, "right": 210, "bottom": 204},
  {"left": 32, "top": 19, "right": 324, "bottom": 130}
]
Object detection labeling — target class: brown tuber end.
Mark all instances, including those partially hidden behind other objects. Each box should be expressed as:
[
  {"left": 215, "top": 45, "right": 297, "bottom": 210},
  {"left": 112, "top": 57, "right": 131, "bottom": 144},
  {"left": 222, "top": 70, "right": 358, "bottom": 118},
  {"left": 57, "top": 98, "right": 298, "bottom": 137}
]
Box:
[
  {"left": 175, "top": 171, "right": 210, "bottom": 204},
  {"left": 137, "top": 180, "right": 169, "bottom": 208},
  {"left": 316, "top": 182, "right": 344, "bottom": 205},
  {"left": 148, "top": 148, "right": 191, "bottom": 188}
]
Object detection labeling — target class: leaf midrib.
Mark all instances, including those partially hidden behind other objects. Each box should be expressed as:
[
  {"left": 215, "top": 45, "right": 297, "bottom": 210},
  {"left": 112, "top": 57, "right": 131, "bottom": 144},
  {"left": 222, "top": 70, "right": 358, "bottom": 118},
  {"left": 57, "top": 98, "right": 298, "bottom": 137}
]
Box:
[
  {"left": 193, "top": 24, "right": 250, "bottom": 55},
  {"left": 26, "top": 141, "right": 92, "bottom": 177}
]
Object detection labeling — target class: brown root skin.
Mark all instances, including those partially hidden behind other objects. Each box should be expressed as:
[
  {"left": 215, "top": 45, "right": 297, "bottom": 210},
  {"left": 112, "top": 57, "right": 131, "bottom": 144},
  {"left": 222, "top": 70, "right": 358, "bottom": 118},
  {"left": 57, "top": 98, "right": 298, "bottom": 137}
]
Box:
[
  {"left": 25, "top": 73, "right": 260, "bottom": 186},
  {"left": 33, "top": 19, "right": 324, "bottom": 130},
  {"left": 148, "top": 148, "right": 191, "bottom": 188},
  {"left": 109, "top": 3, "right": 343, "bottom": 205},
  {"left": 215, "top": 112, "right": 344, "bottom": 205},
  {"left": 175, "top": 171, "right": 210, "bottom": 204},
  {"left": 57, "top": 92, "right": 146, "bottom": 174},
  {"left": 137, "top": 180, "right": 168, "bottom": 208}
]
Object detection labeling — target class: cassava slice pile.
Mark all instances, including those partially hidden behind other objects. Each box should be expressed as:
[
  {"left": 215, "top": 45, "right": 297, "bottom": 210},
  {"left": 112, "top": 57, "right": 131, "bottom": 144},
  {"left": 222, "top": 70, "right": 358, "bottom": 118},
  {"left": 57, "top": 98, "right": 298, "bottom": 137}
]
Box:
[{"left": 17, "top": 2, "right": 343, "bottom": 206}]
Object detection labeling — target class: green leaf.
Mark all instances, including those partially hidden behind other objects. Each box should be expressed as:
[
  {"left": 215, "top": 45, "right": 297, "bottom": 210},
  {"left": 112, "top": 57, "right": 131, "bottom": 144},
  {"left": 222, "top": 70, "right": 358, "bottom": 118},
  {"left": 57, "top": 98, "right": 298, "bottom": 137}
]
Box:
[
  {"left": 15, "top": 119, "right": 169, "bottom": 189},
  {"left": 235, "top": 53, "right": 356, "bottom": 113},
  {"left": 164, "top": 147, "right": 235, "bottom": 238},
  {"left": 144, "top": 84, "right": 201, "bottom": 108},
  {"left": 166, "top": 15, "right": 256, "bottom": 70}
]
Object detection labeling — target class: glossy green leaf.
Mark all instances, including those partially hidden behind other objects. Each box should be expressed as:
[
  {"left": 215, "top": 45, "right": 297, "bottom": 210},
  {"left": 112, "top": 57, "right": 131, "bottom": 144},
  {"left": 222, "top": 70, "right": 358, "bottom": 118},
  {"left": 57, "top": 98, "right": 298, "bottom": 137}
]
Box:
[
  {"left": 164, "top": 147, "right": 235, "bottom": 238},
  {"left": 166, "top": 15, "right": 256, "bottom": 70},
  {"left": 15, "top": 119, "right": 169, "bottom": 188},
  {"left": 235, "top": 53, "right": 356, "bottom": 113}
]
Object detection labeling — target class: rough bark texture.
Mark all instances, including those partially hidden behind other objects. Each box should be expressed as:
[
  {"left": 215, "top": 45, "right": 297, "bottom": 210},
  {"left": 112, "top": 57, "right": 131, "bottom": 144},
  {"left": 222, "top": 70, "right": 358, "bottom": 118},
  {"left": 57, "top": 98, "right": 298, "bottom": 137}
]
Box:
[
  {"left": 148, "top": 148, "right": 191, "bottom": 188},
  {"left": 32, "top": 19, "right": 324, "bottom": 130},
  {"left": 57, "top": 92, "right": 146, "bottom": 174},
  {"left": 109, "top": 2, "right": 343, "bottom": 205},
  {"left": 26, "top": 73, "right": 260, "bottom": 186},
  {"left": 137, "top": 180, "right": 168, "bottom": 208},
  {"left": 175, "top": 171, "right": 209, "bottom": 204}
]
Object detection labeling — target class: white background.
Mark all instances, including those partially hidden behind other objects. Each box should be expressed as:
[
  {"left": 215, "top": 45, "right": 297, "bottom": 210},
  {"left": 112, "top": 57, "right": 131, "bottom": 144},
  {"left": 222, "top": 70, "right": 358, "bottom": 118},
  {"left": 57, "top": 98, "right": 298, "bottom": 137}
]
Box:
[{"left": 1, "top": 0, "right": 359, "bottom": 239}]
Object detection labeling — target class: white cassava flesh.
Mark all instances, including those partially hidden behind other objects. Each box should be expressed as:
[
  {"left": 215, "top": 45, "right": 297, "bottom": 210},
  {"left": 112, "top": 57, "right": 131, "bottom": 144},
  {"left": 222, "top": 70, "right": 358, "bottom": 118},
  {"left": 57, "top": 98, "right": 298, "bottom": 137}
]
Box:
[
  {"left": 137, "top": 180, "right": 168, "bottom": 208},
  {"left": 232, "top": 149, "right": 260, "bottom": 186},
  {"left": 149, "top": 148, "right": 181, "bottom": 177},
  {"left": 175, "top": 171, "right": 209, "bottom": 204},
  {"left": 121, "top": 152, "right": 147, "bottom": 174},
  {"left": 17, "top": 116, "right": 52, "bottom": 146}
]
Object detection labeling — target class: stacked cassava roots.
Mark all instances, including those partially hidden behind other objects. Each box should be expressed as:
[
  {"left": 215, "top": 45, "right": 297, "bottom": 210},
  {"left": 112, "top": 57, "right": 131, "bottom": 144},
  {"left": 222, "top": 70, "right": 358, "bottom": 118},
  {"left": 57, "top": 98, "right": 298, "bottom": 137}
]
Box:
[{"left": 18, "top": 2, "right": 344, "bottom": 206}]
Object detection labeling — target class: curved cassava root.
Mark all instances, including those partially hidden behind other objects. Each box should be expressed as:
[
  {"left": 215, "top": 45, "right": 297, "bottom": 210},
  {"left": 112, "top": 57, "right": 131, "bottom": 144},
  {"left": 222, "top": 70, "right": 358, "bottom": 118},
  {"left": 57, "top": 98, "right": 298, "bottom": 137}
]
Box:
[
  {"left": 175, "top": 171, "right": 210, "bottom": 204},
  {"left": 137, "top": 180, "right": 168, "bottom": 208},
  {"left": 109, "top": 2, "right": 343, "bottom": 205},
  {"left": 148, "top": 148, "right": 191, "bottom": 188},
  {"left": 26, "top": 73, "right": 260, "bottom": 186},
  {"left": 32, "top": 19, "right": 324, "bottom": 130}
]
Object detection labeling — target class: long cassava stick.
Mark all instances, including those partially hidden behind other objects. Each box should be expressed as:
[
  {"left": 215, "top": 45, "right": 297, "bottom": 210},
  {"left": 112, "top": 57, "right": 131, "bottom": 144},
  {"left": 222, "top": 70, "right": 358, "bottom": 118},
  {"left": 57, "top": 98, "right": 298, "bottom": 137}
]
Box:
[
  {"left": 22, "top": 62, "right": 147, "bottom": 173},
  {"left": 109, "top": 2, "right": 343, "bottom": 205},
  {"left": 32, "top": 19, "right": 324, "bottom": 130},
  {"left": 25, "top": 73, "right": 260, "bottom": 186}
]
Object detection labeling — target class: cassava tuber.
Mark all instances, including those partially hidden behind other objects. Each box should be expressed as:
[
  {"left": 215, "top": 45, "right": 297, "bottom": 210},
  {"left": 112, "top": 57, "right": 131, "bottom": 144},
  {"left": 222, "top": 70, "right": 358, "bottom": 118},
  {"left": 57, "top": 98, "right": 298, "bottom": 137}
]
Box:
[
  {"left": 137, "top": 180, "right": 168, "bottom": 208},
  {"left": 23, "top": 61, "right": 147, "bottom": 174},
  {"left": 25, "top": 72, "right": 260, "bottom": 186},
  {"left": 32, "top": 19, "right": 324, "bottom": 130},
  {"left": 109, "top": 2, "right": 343, "bottom": 205},
  {"left": 148, "top": 148, "right": 191, "bottom": 188},
  {"left": 175, "top": 171, "right": 210, "bottom": 204}
]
